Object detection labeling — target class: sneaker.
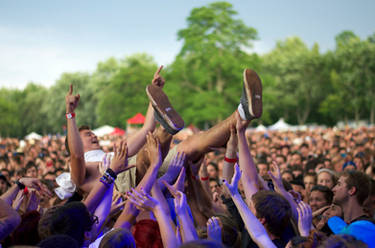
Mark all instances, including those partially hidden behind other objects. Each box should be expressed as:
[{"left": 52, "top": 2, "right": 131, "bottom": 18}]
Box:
[
  {"left": 240, "top": 69, "right": 262, "bottom": 120},
  {"left": 146, "top": 84, "right": 184, "bottom": 134}
]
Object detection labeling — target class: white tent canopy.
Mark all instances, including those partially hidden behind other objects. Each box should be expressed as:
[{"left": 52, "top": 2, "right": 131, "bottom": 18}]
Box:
[
  {"left": 25, "top": 132, "right": 42, "bottom": 140},
  {"left": 255, "top": 124, "right": 267, "bottom": 132},
  {"left": 92, "top": 125, "right": 115, "bottom": 137},
  {"left": 269, "top": 118, "right": 292, "bottom": 131}
]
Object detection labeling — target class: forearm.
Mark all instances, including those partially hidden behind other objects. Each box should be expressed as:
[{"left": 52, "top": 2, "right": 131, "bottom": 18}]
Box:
[
  {"left": 0, "top": 198, "right": 21, "bottom": 240},
  {"left": 67, "top": 118, "right": 86, "bottom": 185},
  {"left": 237, "top": 132, "right": 258, "bottom": 201},
  {"left": 114, "top": 201, "right": 140, "bottom": 230},
  {"left": 276, "top": 188, "right": 298, "bottom": 221},
  {"left": 153, "top": 206, "right": 179, "bottom": 248},
  {"left": 231, "top": 193, "right": 276, "bottom": 248},
  {"left": 222, "top": 149, "right": 236, "bottom": 182},
  {"left": 0, "top": 184, "right": 19, "bottom": 205},
  {"left": 177, "top": 210, "right": 198, "bottom": 242},
  {"left": 127, "top": 104, "right": 156, "bottom": 156},
  {"left": 136, "top": 162, "right": 161, "bottom": 193},
  {"left": 90, "top": 185, "right": 113, "bottom": 240},
  {"left": 84, "top": 178, "right": 112, "bottom": 213}
]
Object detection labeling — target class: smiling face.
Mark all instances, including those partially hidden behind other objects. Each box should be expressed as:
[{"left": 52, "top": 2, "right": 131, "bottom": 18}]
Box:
[
  {"left": 79, "top": 129, "right": 100, "bottom": 152},
  {"left": 309, "top": 190, "right": 329, "bottom": 212}
]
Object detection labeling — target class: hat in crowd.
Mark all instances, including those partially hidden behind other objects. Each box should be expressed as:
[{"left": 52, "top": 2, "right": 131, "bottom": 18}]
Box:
[
  {"left": 342, "top": 161, "right": 357, "bottom": 170},
  {"left": 328, "top": 216, "right": 375, "bottom": 248}
]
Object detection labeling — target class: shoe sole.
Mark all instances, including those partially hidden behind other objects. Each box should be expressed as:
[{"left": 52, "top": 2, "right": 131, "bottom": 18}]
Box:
[
  {"left": 146, "top": 85, "right": 185, "bottom": 132},
  {"left": 243, "top": 69, "right": 262, "bottom": 118}
]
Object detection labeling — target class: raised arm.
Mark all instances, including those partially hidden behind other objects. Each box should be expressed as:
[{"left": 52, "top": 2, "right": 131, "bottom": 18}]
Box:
[
  {"left": 113, "top": 132, "right": 162, "bottom": 229},
  {"left": 128, "top": 187, "right": 179, "bottom": 248},
  {"left": 235, "top": 112, "right": 259, "bottom": 204},
  {"left": 222, "top": 125, "right": 238, "bottom": 182},
  {"left": 268, "top": 161, "right": 299, "bottom": 221},
  {"left": 66, "top": 84, "right": 86, "bottom": 186},
  {"left": 0, "top": 198, "right": 21, "bottom": 241},
  {"left": 163, "top": 179, "right": 199, "bottom": 243},
  {"left": 126, "top": 66, "right": 164, "bottom": 156},
  {"left": 223, "top": 164, "right": 276, "bottom": 248},
  {"left": 84, "top": 140, "right": 130, "bottom": 213}
]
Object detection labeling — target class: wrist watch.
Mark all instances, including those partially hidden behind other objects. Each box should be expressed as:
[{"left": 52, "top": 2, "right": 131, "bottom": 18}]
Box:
[{"left": 16, "top": 180, "right": 26, "bottom": 190}]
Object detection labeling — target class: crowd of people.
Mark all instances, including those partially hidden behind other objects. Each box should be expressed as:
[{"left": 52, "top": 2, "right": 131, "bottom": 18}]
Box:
[{"left": 0, "top": 67, "right": 374, "bottom": 248}]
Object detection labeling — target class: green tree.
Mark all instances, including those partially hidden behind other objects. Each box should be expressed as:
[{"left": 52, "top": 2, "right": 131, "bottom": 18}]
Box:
[
  {"left": 42, "top": 72, "right": 91, "bottom": 133},
  {"left": 0, "top": 89, "right": 22, "bottom": 137},
  {"left": 96, "top": 54, "right": 158, "bottom": 127},
  {"left": 323, "top": 31, "right": 375, "bottom": 123},
  {"left": 166, "top": 1, "right": 259, "bottom": 127}
]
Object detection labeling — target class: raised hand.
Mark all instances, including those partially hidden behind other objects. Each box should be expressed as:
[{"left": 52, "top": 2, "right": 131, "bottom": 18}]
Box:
[
  {"left": 160, "top": 152, "right": 186, "bottom": 184},
  {"left": 127, "top": 188, "right": 159, "bottom": 212},
  {"left": 152, "top": 65, "right": 165, "bottom": 88},
  {"left": 65, "top": 84, "right": 80, "bottom": 113},
  {"left": 267, "top": 161, "right": 284, "bottom": 190},
  {"left": 297, "top": 201, "right": 312, "bottom": 237},
  {"left": 145, "top": 132, "right": 162, "bottom": 167},
  {"left": 25, "top": 190, "right": 40, "bottom": 212},
  {"left": 207, "top": 216, "right": 222, "bottom": 243},
  {"left": 109, "top": 193, "right": 126, "bottom": 216},
  {"left": 223, "top": 163, "right": 242, "bottom": 196},
  {"left": 19, "top": 177, "right": 52, "bottom": 198},
  {"left": 235, "top": 111, "right": 249, "bottom": 133},
  {"left": 227, "top": 125, "right": 238, "bottom": 152},
  {"left": 110, "top": 140, "right": 131, "bottom": 174}
]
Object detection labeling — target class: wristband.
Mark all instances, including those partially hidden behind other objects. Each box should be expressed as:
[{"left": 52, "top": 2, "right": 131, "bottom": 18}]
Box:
[
  {"left": 66, "top": 112, "right": 76, "bottom": 119},
  {"left": 106, "top": 168, "right": 117, "bottom": 180},
  {"left": 200, "top": 176, "right": 209, "bottom": 181},
  {"left": 16, "top": 180, "right": 26, "bottom": 190},
  {"left": 224, "top": 156, "right": 237, "bottom": 163},
  {"left": 23, "top": 187, "right": 29, "bottom": 195}
]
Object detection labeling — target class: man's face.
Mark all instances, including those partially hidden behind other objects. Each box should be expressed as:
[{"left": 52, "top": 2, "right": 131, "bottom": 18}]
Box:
[
  {"left": 209, "top": 180, "right": 221, "bottom": 194},
  {"left": 79, "top": 130, "right": 100, "bottom": 152},
  {"left": 0, "top": 179, "right": 8, "bottom": 194},
  {"left": 332, "top": 176, "right": 350, "bottom": 206},
  {"left": 257, "top": 163, "right": 268, "bottom": 177},
  {"left": 291, "top": 154, "right": 302, "bottom": 166},
  {"left": 309, "top": 190, "right": 329, "bottom": 212},
  {"left": 26, "top": 166, "right": 38, "bottom": 178},
  {"left": 304, "top": 175, "right": 316, "bottom": 193}
]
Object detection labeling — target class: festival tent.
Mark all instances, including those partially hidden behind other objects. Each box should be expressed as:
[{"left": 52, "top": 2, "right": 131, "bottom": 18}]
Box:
[
  {"left": 110, "top": 127, "right": 125, "bottom": 136},
  {"left": 25, "top": 132, "right": 42, "bottom": 140},
  {"left": 268, "top": 118, "right": 293, "bottom": 131},
  {"left": 255, "top": 124, "right": 267, "bottom": 132},
  {"left": 127, "top": 113, "right": 145, "bottom": 124},
  {"left": 93, "top": 125, "right": 115, "bottom": 137}
]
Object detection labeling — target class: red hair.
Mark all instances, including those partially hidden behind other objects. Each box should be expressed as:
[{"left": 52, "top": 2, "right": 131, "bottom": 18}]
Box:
[{"left": 133, "top": 219, "right": 163, "bottom": 248}]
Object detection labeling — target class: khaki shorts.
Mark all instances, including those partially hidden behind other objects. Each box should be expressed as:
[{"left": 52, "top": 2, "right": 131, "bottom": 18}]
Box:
[{"left": 115, "top": 145, "right": 178, "bottom": 193}]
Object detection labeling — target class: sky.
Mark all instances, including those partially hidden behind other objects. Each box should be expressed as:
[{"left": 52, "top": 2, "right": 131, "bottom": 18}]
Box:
[{"left": 0, "top": 0, "right": 374, "bottom": 89}]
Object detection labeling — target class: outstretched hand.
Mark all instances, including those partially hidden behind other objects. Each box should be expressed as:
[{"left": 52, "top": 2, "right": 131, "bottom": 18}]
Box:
[
  {"left": 152, "top": 65, "right": 165, "bottom": 88},
  {"left": 297, "top": 201, "right": 312, "bottom": 237},
  {"left": 110, "top": 140, "right": 132, "bottom": 174},
  {"left": 267, "top": 161, "right": 284, "bottom": 190},
  {"left": 19, "top": 177, "right": 52, "bottom": 198},
  {"left": 223, "top": 163, "right": 242, "bottom": 196},
  {"left": 65, "top": 84, "right": 80, "bottom": 113},
  {"left": 235, "top": 111, "right": 249, "bottom": 133},
  {"left": 160, "top": 152, "right": 186, "bottom": 184},
  {"left": 127, "top": 188, "right": 159, "bottom": 212},
  {"left": 226, "top": 125, "right": 238, "bottom": 151},
  {"left": 145, "top": 132, "right": 162, "bottom": 167},
  {"left": 163, "top": 179, "right": 188, "bottom": 214},
  {"left": 207, "top": 216, "right": 222, "bottom": 243}
]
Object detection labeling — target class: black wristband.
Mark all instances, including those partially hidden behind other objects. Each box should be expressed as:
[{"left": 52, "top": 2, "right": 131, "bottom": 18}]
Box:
[
  {"left": 106, "top": 168, "right": 117, "bottom": 180},
  {"left": 16, "top": 180, "right": 25, "bottom": 190}
]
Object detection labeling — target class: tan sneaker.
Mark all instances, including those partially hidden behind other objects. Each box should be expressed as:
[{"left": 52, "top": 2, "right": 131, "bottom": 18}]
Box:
[
  {"left": 240, "top": 69, "right": 262, "bottom": 120},
  {"left": 146, "top": 84, "right": 184, "bottom": 134}
]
